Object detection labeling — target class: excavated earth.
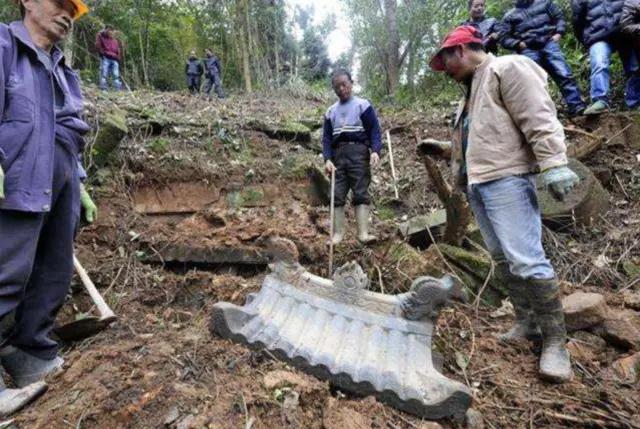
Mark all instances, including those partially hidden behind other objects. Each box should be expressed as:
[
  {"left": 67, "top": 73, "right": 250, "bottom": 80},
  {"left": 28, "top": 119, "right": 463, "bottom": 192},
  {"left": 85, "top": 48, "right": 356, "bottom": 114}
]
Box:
[{"left": 7, "top": 87, "right": 640, "bottom": 429}]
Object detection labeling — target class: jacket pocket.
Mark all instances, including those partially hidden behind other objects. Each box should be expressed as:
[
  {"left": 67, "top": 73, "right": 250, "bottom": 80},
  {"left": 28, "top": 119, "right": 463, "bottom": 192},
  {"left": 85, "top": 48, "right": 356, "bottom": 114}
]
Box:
[{"left": 0, "top": 92, "right": 35, "bottom": 172}]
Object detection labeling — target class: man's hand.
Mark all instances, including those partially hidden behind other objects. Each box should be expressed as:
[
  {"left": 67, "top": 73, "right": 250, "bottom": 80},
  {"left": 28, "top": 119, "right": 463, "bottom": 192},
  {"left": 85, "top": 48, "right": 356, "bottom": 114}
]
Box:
[
  {"left": 551, "top": 33, "right": 562, "bottom": 42},
  {"left": 518, "top": 41, "right": 527, "bottom": 51},
  {"left": 370, "top": 152, "right": 380, "bottom": 168},
  {"left": 0, "top": 164, "right": 4, "bottom": 200},
  {"left": 325, "top": 160, "right": 336, "bottom": 176},
  {"left": 80, "top": 185, "right": 98, "bottom": 223},
  {"left": 542, "top": 166, "right": 580, "bottom": 201}
]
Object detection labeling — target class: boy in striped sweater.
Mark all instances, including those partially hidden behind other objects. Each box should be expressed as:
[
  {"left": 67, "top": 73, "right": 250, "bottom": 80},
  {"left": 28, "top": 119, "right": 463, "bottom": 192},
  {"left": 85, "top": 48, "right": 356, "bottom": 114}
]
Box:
[{"left": 323, "top": 70, "right": 382, "bottom": 245}]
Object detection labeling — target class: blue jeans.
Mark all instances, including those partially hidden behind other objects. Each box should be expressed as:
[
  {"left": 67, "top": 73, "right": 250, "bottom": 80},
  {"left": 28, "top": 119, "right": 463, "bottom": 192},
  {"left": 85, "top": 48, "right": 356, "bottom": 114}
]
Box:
[
  {"left": 590, "top": 40, "right": 640, "bottom": 108},
  {"left": 522, "top": 41, "right": 585, "bottom": 114},
  {"left": 466, "top": 175, "right": 555, "bottom": 280},
  {"left": 99, "top": 57, "right": 122, "bottom": 91}
]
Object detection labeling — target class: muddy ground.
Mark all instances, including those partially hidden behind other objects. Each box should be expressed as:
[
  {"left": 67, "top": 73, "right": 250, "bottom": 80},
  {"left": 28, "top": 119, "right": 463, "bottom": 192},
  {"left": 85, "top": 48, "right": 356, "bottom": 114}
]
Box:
[{"left": 6, "top": 87, "right": 640, "bottom": 429}]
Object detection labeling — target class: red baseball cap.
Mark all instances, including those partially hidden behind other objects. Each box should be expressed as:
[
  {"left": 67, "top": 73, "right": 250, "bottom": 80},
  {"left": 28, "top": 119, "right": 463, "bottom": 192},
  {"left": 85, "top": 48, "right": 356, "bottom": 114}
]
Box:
[{"left": 429, "top": 26, "right": 483, "bottom": 72}]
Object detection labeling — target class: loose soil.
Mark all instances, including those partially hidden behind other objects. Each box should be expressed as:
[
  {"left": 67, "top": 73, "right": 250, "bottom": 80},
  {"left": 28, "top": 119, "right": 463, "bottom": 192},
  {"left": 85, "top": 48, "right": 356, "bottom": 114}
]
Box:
[{"left": 9, "top": 87, "right": 640, "bottom": 429}]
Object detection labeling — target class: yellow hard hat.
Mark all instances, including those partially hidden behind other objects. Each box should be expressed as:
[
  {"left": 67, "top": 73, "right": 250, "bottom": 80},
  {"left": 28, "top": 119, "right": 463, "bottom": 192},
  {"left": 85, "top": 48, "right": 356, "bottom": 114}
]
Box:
[
  {"left": 13, "top": 0, "right": 89, "bottom": 20},
  {"left": 67, "top": 0, "right": 90, "bottom": 20}
]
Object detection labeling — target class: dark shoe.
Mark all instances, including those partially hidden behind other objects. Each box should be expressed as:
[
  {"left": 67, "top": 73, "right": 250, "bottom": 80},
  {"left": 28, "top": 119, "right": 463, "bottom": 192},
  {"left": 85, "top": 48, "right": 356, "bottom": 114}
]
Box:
[
  {"left": 528, "top": 278, "right": 573, "bottom": 383},
  {"left": 584, "top": 100, "right": 609, "bottom": 116},
  {"left": 495, "top": 263, "right": 541, "bottom": 344},
  {"left": 0, "top": 377, "right": 48, "bottom": 416},
  {"left": 567, "top": 105, "right": 586, "bottom": 118},
  {"left": 0, "top": 347, "right": 64, "bottom": 388}
]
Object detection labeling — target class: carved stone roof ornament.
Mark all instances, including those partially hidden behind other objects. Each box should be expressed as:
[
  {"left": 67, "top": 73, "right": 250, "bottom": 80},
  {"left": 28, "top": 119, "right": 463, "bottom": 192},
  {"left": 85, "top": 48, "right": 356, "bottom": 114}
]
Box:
[{"left": 210, "top": 261, "right": 472, "bottom": 420}]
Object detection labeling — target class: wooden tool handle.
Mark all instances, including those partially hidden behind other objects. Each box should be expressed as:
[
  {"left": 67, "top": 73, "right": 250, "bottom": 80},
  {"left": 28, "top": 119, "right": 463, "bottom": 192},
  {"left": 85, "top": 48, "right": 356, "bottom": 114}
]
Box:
[{"left": 73, "top": 255, "right": 116, "bottom": 321}]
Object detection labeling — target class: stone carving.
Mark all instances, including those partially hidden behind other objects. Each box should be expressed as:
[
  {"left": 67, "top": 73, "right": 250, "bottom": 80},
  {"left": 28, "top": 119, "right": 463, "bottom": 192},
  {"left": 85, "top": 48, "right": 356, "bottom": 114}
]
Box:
[
  {"left": 210, "top": 262, "right": 471, "bottom": 420},
  {"left": 333, "top": 261, "right": 369, "bottom": 291}
]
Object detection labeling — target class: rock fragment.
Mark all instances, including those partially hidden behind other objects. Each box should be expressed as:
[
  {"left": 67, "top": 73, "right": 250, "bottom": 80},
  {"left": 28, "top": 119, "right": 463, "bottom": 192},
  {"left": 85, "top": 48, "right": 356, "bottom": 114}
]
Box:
[
  {"left": 611, "top": 353, "right": 640, "bottom": 383},
  {"left": 593, "top": 310, "right": 640, "bottom": 351},
  {"left": 562, "top": 292, "right": 608, "bottom": 332}
]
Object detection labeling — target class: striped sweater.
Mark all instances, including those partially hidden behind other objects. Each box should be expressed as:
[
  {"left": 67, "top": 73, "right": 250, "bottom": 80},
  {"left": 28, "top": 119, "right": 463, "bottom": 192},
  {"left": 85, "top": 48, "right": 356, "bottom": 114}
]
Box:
[{"left": 322, "top": 96, "right": 382, "bottom": 161}]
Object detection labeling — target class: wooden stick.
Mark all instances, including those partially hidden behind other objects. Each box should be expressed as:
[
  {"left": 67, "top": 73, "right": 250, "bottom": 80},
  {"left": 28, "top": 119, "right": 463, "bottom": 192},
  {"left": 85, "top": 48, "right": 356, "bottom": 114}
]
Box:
[
  {"left": 329, "top": 169, "right": 336, "bottom": 276},
  {"left": 73, "top": 255, "right": 116, "bottom": 321},
  {"left": 386, "top": 130, "right": 399, "bottom": 199}
]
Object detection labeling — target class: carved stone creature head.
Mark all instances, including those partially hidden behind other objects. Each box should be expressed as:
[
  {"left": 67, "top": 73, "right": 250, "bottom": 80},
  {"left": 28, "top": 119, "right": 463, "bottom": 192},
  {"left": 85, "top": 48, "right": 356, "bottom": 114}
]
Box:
[
  {"left": 333, "top": 262, "right": 369, "bottom": 291},
  {"left": 401, "top": 275, "right": 455, "bottom": 321}
]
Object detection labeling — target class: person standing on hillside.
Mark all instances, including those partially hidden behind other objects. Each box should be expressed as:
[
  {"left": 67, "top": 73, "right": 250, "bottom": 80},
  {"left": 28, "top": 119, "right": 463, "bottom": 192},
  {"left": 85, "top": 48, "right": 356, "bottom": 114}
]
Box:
[
  {"left": 0, "top": 0, "right": 98, "bottom": 412},
  {"left": 323, "top": 69, "right": 381, "bottom": 245},
  {"left": 95, "top": 24, "right": 122, "bottom": 91},
  {"left": 499, "top": 0, "right": 586, "bottom": 117},
  {"left": 621, "top": 0, "right": 640, "bottom": 58},
  {"left": 203, "top": 48, "right": 225, "bottom": 99},
  {"left": 430, "top": 26, "right": 578, "bottom": 383},
  {"left": 572, "top": 0, "right": 640, "bottom": 114},
  {"left": 463, "top": 0, "right": 501, "bottom": 54},
  {"left": 185, "top": 50, "right": 203, "bottom": 95}
]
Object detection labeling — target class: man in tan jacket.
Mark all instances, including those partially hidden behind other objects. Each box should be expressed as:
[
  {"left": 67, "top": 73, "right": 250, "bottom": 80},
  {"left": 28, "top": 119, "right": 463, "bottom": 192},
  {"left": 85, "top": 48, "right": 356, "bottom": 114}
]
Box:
[{"left": 430, "top": 26, "right": 580, "bottom": 383}]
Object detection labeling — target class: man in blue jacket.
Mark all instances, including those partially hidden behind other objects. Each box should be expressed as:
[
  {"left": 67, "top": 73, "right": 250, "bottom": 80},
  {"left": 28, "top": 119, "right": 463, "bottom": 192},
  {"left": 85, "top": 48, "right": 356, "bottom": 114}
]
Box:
[
  {"left": 203, "top": 48, "right": 225, "bottom": 99},
  {"left": 0, "top": 0, "right": 97, "bottom": 410},
  {"left": 573, "top": 0, "right": 640, "bottom": 114},
  {"left": 185, "top": 50, "right": 203, "bottom": 95},
  {"left": 500, "top": 0, "right": 586, "bottom": 116}
]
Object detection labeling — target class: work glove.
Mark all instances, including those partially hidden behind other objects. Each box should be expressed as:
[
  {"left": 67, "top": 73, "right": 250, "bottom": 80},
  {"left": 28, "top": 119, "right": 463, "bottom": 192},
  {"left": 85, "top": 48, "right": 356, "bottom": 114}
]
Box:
[
  {"left": 370, "top": 152, "right": 380, "bottom": 168},
  {"left": 325, "top": 160, "right": 336, "bottom": 176},
  {"left": 541, "top": 166, "right": 580, "bottom": 201},
  {"left": 80, "top": 184, "right": 98, "bottom": 223},
  {"left": 0, "top": 164, "right": 4, "bottom": 200}
]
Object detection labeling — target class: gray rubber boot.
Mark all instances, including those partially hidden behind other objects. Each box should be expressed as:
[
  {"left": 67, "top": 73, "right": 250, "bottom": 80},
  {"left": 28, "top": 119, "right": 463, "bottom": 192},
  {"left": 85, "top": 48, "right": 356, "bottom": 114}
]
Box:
[
  {"left": 332, "top": 206, "right": 345, "bottom": 245},
  {"left": 0, "top": 376, "right": 48, "bottom": 416},
  {"left": 528, "top": 278, "right": 573, "bottom": 383},
  {"left": 0, "top": 347, "right": 64, "bottom": 388},
  {"left": 355, "top": 205, "right": 377, "bottom": 244},
  {"left": 495, "top": 263, "right": 541, "bottom": 343}
]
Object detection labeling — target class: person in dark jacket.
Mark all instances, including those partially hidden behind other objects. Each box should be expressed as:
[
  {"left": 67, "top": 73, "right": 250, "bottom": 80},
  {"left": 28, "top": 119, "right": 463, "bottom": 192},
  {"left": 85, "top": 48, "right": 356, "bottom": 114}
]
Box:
[
  {"left": 1, "top": 0, "right": 96, "bottom": 412},
  {"left": 203, "top": 48, "right": 225, "bottom": 99},
  {"left": 463, "top": 0, "right": 500, "bottom": 54},
  {"left": 500, "top": 0, "right": 586, "bottom": 116},
  {"left": 185, "top": 50, "right": 203, "bottom": 95},
  {"left": 323, "top": 69, "right": 381, "bottom": 245},
  {"left": 572, "top": 0, "right": 640, "bottom": 114},
  {"left": 95, "top": 25, "right": 122, "bottom": 91},
  {"left": 621, "top": 0, "right": 640, "bottom": 55}
]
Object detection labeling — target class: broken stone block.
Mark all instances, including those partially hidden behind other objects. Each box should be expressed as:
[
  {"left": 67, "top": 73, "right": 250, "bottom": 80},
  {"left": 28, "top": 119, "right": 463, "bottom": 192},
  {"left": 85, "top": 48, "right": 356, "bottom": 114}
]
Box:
[
  {"left": 210, "top": 262, "right": 472, "bottom": 420},
  {"left": 399, "top": 210, "right": 447, "bottom": 249},
  {"left": 246, "top": 119, "right": 311, "bottom": 143},
  {"left": 537, "top": 159, "right": 610, "bottom": 228},
  {"left": 562, "top": 292, "right": 608, "bottom": 332},
  {"left": 92, "top": 107, "right": 128, "bottom": 167},
  {"left": 133, "top": 182, "right": 220, "bottom": 215},
  {"left": 592, "top": 310, "right": 640, "bottom": 351},
  {"left": 611, "top": 353, "right": 640, "bottom": 383}
]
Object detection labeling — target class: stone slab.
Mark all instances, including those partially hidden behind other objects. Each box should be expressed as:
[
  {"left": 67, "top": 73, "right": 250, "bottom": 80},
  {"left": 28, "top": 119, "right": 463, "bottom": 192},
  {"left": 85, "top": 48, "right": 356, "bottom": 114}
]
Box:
[{"left": 562, "top": 292, "right": 608, "bottom": 332}]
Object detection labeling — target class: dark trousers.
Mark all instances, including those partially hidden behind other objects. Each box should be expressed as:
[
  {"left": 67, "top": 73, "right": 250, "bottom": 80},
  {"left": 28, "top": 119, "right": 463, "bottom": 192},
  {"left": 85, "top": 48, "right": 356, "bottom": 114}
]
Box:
[
  {"left": 333, "top": 143, "right": 371, "bottom": 207},
  {"left": 187, "top": 75, "right": 201, "bottom": 95},
  {"left": 522, "top": 40, "right": 586, "bottom": 114},
  {"left": 0, "top": 144, "right": 80, "bottom": 359},
  {"left": 204, "top": 71, "right": 225, "bottom": 98}
]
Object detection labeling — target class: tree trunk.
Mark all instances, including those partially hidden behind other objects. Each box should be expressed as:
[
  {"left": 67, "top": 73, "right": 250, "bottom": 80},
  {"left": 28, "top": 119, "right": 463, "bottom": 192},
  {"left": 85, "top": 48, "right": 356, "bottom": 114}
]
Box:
[
  {"left": 383, "top": 0, "right": 400, "bottom": 96},
  {"left": 237, "top": 0, "right": 252, "bottom": 92}
]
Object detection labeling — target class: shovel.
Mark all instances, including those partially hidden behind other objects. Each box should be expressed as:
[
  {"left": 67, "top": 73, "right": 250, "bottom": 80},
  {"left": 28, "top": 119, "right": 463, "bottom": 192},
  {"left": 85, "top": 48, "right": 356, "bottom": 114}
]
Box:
[{"left": 54, "top": 256, "right": 117, "bottom": 342}]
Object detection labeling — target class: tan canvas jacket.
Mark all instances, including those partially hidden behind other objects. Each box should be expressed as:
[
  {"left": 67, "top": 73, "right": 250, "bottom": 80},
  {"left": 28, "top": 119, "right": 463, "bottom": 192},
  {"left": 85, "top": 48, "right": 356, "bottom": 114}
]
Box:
[{"left": 451, "top": 54, "right": 568, "bottom": 187}]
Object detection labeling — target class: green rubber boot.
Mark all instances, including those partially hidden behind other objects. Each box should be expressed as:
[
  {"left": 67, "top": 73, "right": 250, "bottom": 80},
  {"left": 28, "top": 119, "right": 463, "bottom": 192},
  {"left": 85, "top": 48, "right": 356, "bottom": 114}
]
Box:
[
  {"left": 495, "top": 263, "right": 541, "bottom": 344},
  {"left": 584, "top": 100, "right": 609, "bottom": 116},
  {"left": 355, "top": 205, "right": 377, "bottom": 244},
  {"left": 529, "top": 278, "right": 573, "bottom": 383},
  {"left": 331, "top": 206, "right": 345, "bottom": 245}
]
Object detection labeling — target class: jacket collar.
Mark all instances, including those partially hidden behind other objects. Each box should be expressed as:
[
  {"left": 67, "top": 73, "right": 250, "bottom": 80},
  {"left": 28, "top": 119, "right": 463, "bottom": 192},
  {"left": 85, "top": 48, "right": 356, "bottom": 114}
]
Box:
[
  {"left": 453, "top": 54, "right": 495, "bottom": 128},
  {"left": 10, "top": 21, "right": 66, "bottom": 69}
]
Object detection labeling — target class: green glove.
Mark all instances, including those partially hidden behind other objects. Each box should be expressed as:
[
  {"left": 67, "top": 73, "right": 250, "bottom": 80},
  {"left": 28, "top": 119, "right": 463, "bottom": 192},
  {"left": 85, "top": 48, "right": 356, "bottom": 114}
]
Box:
[
  {"left": 541, "top": 166, "right": 580, "bottom": 201},
  {"left": 0, "top": 164, "right": 4, "bottom": 200},
  {"left": 80, "top": 184, "right": 98, "bottom": 223}
]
